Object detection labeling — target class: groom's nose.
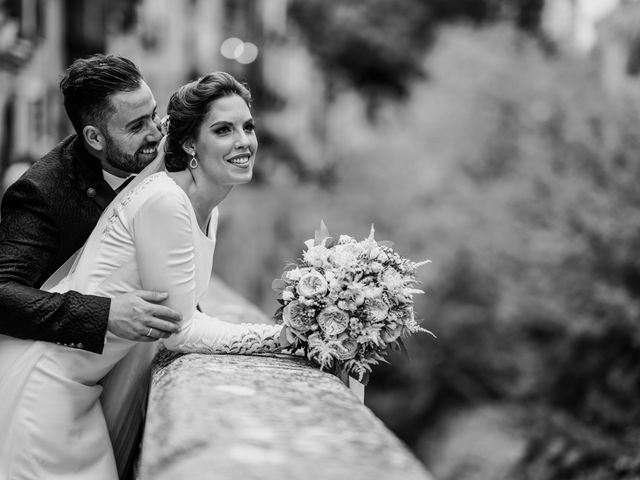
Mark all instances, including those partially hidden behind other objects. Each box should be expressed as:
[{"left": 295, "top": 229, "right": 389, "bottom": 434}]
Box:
[{"left": 147, "top": 121, "right": 163, "bottom": 142}]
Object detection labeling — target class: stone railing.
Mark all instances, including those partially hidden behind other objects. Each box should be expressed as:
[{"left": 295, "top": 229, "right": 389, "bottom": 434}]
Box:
[{"left": 137, "top": 277, "right": 434, "bottom": 480}]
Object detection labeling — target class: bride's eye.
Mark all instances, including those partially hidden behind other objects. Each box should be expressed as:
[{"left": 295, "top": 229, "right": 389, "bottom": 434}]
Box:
[{"left": 214, "top": 126, "right": 231, "bottom": 135}]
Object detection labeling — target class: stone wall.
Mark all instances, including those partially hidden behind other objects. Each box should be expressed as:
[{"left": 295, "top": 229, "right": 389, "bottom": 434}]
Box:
[{"left": 137, "top": 276, "right": 434, "bottom": 480}]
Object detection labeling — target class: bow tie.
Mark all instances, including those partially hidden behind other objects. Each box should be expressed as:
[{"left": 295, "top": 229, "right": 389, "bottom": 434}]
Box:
[{"left": 115, "top": 176, "right": 135, "bottom": 193}]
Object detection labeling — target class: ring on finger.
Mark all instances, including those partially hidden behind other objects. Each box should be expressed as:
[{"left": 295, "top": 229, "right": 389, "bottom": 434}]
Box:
[{"left": 146, "top": 327, "right": 153, "bottom": 337}]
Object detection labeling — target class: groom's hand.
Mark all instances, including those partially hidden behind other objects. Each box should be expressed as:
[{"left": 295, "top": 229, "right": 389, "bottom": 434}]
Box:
[{"left": 108, "top": 290, "right": 182, "bottom": 342}]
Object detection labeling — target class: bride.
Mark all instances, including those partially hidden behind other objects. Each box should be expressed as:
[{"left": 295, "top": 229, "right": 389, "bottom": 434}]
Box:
[{"left": 0, "top": 72, "right": 281, "bottom": 479}]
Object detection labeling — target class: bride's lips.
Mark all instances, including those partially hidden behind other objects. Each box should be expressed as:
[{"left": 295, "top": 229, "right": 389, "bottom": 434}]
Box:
[{"left": 226, "top": 153, "right": 252, "bottom": 168}]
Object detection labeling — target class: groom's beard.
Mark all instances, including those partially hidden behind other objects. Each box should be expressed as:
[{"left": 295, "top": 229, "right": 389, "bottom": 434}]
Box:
[{"left": 104, "top": 135, "right": 155, "bottom": 174}]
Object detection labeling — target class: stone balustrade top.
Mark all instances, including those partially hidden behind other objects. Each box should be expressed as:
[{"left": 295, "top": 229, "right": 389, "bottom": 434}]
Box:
[{"left": 137, "top": 277, "right": 434, "bottom": 480}]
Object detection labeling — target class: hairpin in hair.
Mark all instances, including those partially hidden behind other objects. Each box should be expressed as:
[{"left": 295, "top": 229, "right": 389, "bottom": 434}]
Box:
[{"left": 160, "top": 115, "right": 171, "bottom": 136}]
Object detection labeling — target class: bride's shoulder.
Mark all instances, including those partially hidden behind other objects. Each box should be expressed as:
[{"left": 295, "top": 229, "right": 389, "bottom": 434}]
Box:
[
  {"left": 133, "top": 171, "right": 183, "bottom": 199},
  {"left": 120, "top": 171, "right": 189, "bottom": 214},
  {"left": 102, "top": 172, "right": 189, "bottom": 238},
  {"left": 139, "top": 170, "right": 175, "bottom": 189}
]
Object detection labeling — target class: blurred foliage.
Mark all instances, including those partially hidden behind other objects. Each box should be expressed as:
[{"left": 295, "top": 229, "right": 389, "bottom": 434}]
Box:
[
  {"left": 217, "top": 24, "right": 640, "bottom": 479},
  {"left": 288, "top": 0, "right": 545, "bottom": 102},
  {"left": 373, "top": 26, "right": 640, "bottom": 479}
]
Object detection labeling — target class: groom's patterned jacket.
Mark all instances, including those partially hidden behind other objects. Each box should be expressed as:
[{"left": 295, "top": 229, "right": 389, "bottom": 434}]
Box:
[{"left": 0, "top": 135, "right": 116, "bottom": 353}]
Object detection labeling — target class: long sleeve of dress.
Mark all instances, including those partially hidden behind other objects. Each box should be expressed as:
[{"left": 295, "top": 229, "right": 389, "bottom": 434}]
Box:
[
  {"left": 163, "top": 310, "right": 280, "bottom": 354},
  {"left": 131, "top": 185, "right": 280, "bottom": 355}
]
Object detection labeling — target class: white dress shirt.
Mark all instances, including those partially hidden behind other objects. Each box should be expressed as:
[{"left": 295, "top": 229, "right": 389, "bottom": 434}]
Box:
[{"left": 102, "top": 170, "right": 135, "bottom": 192}]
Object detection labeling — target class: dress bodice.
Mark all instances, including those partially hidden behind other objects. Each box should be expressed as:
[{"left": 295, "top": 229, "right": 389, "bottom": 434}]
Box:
[{"left": 47, "top": 172, "right": 218, "bottom": 379}]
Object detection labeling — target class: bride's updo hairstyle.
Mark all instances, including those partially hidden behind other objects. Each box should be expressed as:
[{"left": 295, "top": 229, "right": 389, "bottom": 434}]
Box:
[{"left": 164, "top": 72, "right": 252, "bottom": 171}]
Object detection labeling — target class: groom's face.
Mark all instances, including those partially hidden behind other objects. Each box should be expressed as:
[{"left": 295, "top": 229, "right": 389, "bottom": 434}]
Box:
[{"left": 102, "top": 81, "right": 162, "bottom": 176}]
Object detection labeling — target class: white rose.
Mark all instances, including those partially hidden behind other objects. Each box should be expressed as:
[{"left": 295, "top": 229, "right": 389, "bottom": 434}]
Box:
[
  {"left": 297, "top": 270, "right": 329, "bottom": 298},
  {"left": 282, "top": 300, "right": 313, "bottom": 332},
  {"left": 366, "top": 298, "right": 389, "bottom": 322},
  {"left": 303, "top": 245, "right": 330, "bottom": 268},
  {"left": 317, "top": 306, "right": 349, "bottom": 336},
  {"left": 330, "top": 244, "right": 363, "bottom": 267}
]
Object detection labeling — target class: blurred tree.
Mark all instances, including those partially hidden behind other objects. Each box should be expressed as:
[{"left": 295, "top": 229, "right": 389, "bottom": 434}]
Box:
[
  {"left": 288, "top": 0, "right": 546, "bottom": 103},
  {"left": 362, "top": 26, "right": 640, "bottom": 479}
]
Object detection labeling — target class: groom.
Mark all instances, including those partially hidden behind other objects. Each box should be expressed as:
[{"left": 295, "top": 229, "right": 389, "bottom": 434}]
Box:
[
  {"left": 0, "top": 54, "right": 180, "bottom": 479},
  {"left": 0, "top": 54, "right": 182, "bottom": 352}
]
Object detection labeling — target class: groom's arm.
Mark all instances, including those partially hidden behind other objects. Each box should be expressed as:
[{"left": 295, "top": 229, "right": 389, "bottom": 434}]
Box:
[
  {"left": 0, "top": 178, "right": 111, "bottom": 353},
  {"left": 0, "top": 176, "right": 183, "bottom": 353}
]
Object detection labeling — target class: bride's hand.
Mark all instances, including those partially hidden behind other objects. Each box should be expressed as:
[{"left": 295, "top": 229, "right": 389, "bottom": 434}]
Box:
[{"left": 108, "top": 290, "right": 182, "bottom": 342}]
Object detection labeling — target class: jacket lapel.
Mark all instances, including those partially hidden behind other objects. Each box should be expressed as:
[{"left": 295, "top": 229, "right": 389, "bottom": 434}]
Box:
[{"left": 71, "top": 138, "right": 117, "bottom": 211}]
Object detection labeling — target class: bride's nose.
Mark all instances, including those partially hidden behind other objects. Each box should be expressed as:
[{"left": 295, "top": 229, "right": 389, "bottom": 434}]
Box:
[{"left": 234, "top": 131, "right": 250, "bottom": 150}]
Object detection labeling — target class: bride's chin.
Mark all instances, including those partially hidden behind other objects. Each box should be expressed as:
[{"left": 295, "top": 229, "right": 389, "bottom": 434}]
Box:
[
  {"left": 235, "top": 172, "right": 253, "bottom": 185},
  {"left": 238, "top": 175, "right": 253, "bottom": 185}
]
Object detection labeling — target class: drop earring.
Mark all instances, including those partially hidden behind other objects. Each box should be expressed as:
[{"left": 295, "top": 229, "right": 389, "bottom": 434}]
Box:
[{"left": 189, "top": 151, "right": 198, "bottom": 169}]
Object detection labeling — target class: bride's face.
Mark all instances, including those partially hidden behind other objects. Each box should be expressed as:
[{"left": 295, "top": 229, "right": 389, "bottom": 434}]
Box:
[{"left": 191, "top": 94, "right": 257, "bottom": 186}]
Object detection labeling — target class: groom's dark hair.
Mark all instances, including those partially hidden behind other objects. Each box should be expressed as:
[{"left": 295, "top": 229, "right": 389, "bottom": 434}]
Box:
[{"left": 60, "top": 54, "right": 143, "bottom": 136}]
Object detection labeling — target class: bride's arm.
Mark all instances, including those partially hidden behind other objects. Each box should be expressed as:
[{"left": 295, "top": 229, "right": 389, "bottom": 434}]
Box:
[
  {"left": 132, "top": 188, "right": 280, "bottom": 354},
  {"left": 163, "top": 310, "right": 280, "bottom": 354}
]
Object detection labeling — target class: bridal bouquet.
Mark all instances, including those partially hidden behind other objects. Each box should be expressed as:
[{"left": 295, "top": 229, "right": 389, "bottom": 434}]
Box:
[{"left": 273, "top": 221, "right": 432, "bottom": 385}]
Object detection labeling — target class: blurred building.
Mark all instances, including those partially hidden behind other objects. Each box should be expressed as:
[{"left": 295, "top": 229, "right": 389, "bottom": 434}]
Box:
[
  {"left": 0, "top": 0, "right": 66, "bottom": 192},
  {"left": 542, "top": 0, "right": 640, "bottom": 96},
  {"left": 1, "top": 0, "right": 326, "bottom": 194},
  {"left": 594, "top": 0, "right": 640, "bottom": 95},
  {"left": 542, "top": 0, "right": 620, "bottom": 52}
]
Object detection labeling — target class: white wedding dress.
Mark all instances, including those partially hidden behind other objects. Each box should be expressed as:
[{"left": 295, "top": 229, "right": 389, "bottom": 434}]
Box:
[{"left": 0, "top": 170, "right": 280, "bottom": 480}]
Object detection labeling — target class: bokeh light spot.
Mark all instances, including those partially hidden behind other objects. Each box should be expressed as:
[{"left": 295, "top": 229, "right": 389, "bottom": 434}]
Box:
[
  {"left": 236, "top": 42, "right": 258, "bottom": 64},
  {"left": 220, "top": 37, "right": 244, "bottom": 59}
]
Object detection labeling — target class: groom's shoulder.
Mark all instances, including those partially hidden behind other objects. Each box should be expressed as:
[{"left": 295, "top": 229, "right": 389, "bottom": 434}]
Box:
[
  {"left": 2, "top": 135, "right": 84, "bottom": 209},
  {"left": 17, "top": 135, "right": 82, "bottom": 189},
  {"left": 29, "top": 135, "right": 79, "bottom": 176}
]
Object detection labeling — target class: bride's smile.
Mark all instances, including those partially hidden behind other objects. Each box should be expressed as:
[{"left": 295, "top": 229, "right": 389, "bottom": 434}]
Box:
[
  {"left": 189, "top": 94, "right": 258, "bottom": 186},
  {"left": 226, "top": 153, "right": 251, "bottom": 168}
]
